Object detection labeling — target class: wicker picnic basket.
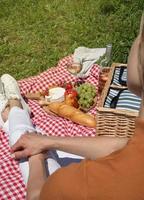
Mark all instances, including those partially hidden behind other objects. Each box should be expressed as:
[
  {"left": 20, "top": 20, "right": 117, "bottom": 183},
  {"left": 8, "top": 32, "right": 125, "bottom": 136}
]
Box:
[{"left": 96, "top": 63, "right": 139, "bottom": 138}]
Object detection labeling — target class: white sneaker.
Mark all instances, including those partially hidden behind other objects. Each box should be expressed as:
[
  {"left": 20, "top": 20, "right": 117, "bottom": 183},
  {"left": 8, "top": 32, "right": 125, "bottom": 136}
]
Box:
[
  {"left": 1, "top": 74, "right": 31, "bottom": 114},
  {"left": 0, "top": 79, "right": 8, "bottom": 127}
]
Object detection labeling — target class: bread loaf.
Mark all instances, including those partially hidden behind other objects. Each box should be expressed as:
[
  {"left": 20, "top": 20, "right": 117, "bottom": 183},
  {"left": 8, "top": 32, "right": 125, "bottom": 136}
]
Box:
[{"left": 44, "top": 102, "right": 96, "bottom": 128}]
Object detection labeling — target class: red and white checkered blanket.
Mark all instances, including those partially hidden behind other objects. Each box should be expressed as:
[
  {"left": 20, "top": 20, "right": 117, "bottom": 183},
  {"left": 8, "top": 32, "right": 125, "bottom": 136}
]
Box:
[{"left": 0, "top": 55, "right": 100, "bottom": 199}]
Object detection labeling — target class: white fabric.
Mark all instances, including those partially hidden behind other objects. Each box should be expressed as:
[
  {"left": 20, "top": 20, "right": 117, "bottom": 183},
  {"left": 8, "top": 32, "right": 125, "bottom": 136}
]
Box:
[
  {"left": 8, "top": 107, "right": 35, "bottom": 184},
  {"left": 8, "top": 107, "right": 35, "bottom": 146},
  {"left": 46, "top": 158, "right": 61, "bottom": 175},
  {"left": 56, "top": 150, "right": 83, "bottom": 159},
  {"left": 73, "top": 47, "right": 106, "bottom": 78}
]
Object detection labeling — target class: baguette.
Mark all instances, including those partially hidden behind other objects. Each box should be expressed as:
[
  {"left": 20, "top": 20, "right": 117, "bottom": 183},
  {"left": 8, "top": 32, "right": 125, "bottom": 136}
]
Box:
[{"left": 44, "top": 102, "right": 96, "bottom": 128}]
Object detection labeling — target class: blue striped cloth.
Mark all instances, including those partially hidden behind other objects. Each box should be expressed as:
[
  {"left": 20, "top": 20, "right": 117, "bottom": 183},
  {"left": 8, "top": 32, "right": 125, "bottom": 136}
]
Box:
[
  {"left": 116, "top": 90, "right": 141, "bottom": 111},
  {"left": 104, "top": 88, "right": 141, "bottom": 112},
  {"left": 112, "top": 66, "right": 127, "bottom": 86},
  {"left": 104, "top": 88, "right": 119, "bottom": 108}
]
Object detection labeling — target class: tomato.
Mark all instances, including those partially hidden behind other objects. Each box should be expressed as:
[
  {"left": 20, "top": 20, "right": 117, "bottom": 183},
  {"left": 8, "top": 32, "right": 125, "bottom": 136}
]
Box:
[
  {"left": 64, "top": 89, "right": 71, "bottom": 96},
  {"left": 71, "top": 90, "right": 78, "bottom": 97},
  {"left": 65, "top": 89, "right": 78, "bottom": 97},
  {"left": 65, "top": 83, "right": 73, "bottom": 90}
]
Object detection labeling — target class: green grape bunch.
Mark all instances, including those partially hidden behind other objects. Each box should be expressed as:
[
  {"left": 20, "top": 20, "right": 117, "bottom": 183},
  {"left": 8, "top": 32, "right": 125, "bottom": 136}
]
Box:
[{"left": 76, "top": 83, "right": 97, "bottom": 110}]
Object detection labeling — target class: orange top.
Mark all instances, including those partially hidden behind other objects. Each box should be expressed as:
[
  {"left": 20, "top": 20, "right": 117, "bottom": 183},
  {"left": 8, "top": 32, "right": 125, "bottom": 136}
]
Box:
[{"left": 40, "top": 118, "right": 144, "bottom": 200}]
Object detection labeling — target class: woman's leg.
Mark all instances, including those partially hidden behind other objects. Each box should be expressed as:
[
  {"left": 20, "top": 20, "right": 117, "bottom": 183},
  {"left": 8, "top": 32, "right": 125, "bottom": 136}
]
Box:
[
  {"left": 8, "top": 100, "right": 36, "bottom": 185},
  {"left": 0, "top": 99, "right": 34, "bottom": 185},
  {"left": 8, "top": 100, "right": 35, "bottom": 145},
  {"left": 0, "top": 74, "right": 34, "bottom": 184}
]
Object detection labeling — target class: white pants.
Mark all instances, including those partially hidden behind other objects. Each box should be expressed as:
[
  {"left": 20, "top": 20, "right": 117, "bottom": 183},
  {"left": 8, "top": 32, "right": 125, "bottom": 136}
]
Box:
[{"left": 5, "top": 107, "right": 83, "bottom": 185}]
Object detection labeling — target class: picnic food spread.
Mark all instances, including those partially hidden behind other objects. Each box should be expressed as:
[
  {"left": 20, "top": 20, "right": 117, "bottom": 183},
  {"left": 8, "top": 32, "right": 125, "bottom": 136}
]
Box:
[{"left": 25, "top": 81, "right": 97, "bottom": 128}]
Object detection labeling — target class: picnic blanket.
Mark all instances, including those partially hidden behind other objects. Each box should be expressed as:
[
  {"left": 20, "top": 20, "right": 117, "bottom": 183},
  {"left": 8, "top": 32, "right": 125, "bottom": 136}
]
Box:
[{"left": 0, "top": 55, "right": 100, "bottom": 199}]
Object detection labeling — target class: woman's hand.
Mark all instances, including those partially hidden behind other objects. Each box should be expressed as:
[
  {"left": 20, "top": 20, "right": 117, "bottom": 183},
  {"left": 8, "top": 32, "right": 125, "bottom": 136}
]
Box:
[{"left": 11, "top": 133, "right": 50, "bottom": 159}]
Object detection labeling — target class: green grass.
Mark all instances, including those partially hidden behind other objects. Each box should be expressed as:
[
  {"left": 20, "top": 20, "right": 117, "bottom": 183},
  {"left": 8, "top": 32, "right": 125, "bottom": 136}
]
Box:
[{"left": 0, "top": 0, "right": 143, "bottom": 79}]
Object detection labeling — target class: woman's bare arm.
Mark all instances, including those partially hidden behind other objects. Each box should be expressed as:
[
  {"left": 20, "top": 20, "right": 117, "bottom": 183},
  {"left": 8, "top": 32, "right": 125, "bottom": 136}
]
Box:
[
  {"left": 11, "top": 134, "right": 128, "bottom": 160},
  {"left": 41, "top": 135, "right": 128, "bottom": 160}
]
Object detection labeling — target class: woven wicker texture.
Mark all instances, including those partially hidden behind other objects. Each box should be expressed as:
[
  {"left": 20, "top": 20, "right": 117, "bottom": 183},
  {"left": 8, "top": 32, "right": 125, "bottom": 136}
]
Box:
[{"left": 96, "top": 63, "right": 139, "bottom": 138}]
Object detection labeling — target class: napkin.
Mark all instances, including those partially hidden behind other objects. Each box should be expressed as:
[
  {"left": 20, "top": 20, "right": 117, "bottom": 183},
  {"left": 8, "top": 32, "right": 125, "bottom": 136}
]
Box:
[{"left": 73, "top": 46, "right": 106, "bottom": 78}]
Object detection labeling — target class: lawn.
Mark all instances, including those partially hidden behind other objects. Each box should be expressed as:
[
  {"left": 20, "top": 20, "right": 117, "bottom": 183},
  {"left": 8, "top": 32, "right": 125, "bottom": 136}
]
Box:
[{"left": 0, "top": 0, "right": 143, "bottom": 79}]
